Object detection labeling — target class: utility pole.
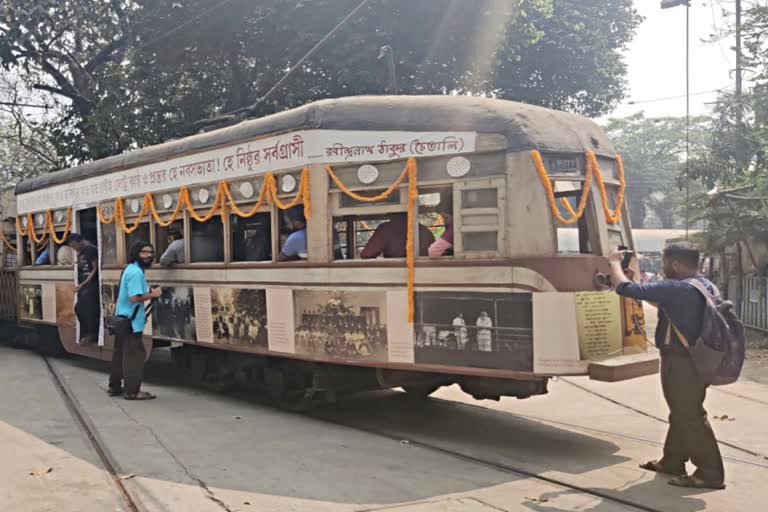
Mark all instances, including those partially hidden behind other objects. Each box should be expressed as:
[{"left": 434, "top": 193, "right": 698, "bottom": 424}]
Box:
[
  {"left": 685, "top": 3, "right": 690, "bottom": 239},
  {"left": 735, "top": 0, "right": 743, "bottom": 105}
]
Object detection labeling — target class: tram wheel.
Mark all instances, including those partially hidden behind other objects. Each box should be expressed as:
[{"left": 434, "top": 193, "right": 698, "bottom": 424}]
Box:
[{"left": 401, "top": 384, "right": 440, "bottom": 399}]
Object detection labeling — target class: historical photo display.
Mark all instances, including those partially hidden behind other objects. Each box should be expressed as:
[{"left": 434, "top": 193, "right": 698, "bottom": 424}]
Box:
[
  {"left": 211, "top": 288, "right": 268, "bottom": 348},
  {"left": 101, "top": 283, "right": 118, "bottom": 328},
  {"left": 294, "top": 290, "right": 388, "bottom": 362},
  {"left": 414, "top": 291, "right": 534, "bottom": 371},
  {"left": 20, "top": 284, "right": 42, "bottom": 320},
  {"left": 153, "top": 287, "right": 196, "bottom": 341},
  {"left": 56, "top": 283, "right": 76, "bottom": 327}
]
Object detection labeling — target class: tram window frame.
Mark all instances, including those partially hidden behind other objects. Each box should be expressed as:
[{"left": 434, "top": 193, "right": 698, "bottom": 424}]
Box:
[
  {"left": 453, "top": 178, "right": 507, "bottom": 259},
  {"left": 549, "top": 178, "right": 601, "bottom": 256},
  {"left": 330, "top": 183, "right": 410, "bottom": 261},
  {"left": 417, "top": 186, "right": 454, "bottom": 259},
  {"left": 123, "top": 220, "right": 152, "bottom": 262},
  {"left": 230, "top": 208, "right": 274, "bottom": 263},
  {"left": 154, "top": 220, "right": 185, "bottom": 265},
  {"left": 189, "top": 213, "right": 226, "bottom": 263}
]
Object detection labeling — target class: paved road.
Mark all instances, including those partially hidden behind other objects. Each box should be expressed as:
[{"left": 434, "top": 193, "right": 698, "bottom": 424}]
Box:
[{"left": 1, "top": 344, "right": 766, "bottom": 512}]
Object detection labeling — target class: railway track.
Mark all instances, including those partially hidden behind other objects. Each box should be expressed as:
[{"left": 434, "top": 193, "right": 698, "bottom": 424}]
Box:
[{"left": 42, "top": 356, "right": 142, "bottom": 512}]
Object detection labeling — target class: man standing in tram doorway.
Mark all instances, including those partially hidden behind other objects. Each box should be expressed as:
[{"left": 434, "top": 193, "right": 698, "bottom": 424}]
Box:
[
  {"left": 609, "top": 242, "right": 725, "bottom": 490},
  {"left": 66, "top": 233, "right": 100, "bottom": 344},
  {"left": 109, "top": 241, "right": 162, "bottom": 400}
]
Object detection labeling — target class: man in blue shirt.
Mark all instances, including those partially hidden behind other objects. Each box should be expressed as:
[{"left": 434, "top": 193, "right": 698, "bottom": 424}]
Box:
[
  {"left": 109, "top": 241, "right": 162, "bottom": 400},
  {"left": 610, "top": 242, "right": 725, "bottom": 490},
  {"left": 278, "top": 205, "right": 307, "bottom": 261}
]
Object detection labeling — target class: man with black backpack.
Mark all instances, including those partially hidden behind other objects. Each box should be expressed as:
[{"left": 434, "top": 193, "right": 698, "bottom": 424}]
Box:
[
  {"left": 108, "top": 241, "right": 162, "bottom": 400},
  {"left": 609, "top": 242, "right": 726, "bottom": 490}
]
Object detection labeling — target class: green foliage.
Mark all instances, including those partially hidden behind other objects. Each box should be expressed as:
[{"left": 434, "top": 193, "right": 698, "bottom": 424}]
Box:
[
  {"left": 0, "top": 0, "right": 642, "bottom": 164},
  {"left": 603, "top": 112, "right": 709, "bottom": 228}
]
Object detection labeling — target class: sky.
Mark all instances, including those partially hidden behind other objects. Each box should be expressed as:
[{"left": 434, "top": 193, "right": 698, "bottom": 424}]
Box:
[{"left": 606, "top": 0, "right": 738, "bottom": 120}]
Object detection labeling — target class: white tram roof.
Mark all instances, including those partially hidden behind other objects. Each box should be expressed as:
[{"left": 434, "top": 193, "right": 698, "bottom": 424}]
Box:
[
  {"left": 557, "top": 228, "right": 701, "bottom": 254},
  {"left": 17, "top": 95, "right": 615, "bottom": 195}
]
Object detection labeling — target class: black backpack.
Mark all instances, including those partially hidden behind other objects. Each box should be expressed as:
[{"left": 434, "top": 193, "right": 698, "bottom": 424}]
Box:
[{"left": 666, "top": 278, "right": 746, "bottom": 386}]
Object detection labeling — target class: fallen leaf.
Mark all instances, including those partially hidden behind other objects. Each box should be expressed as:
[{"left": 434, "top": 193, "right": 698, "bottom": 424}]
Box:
[
  {"left": 525, "top": 497, "right": 549, "bottom": 503},
  {"left": 233, "top": 416, "right": 242, "bottom": 420},
  {"left": 243, "top": 502, "right": 251, "bottom": 506},
  {"left": 400, "top": 440, "right": 410, "bottom": 445},
  {"left": 29, "top": 468, "right": 53, "bottom": 476},
  {"left": 713, "top": 415, "right": 736, "bottom": 421},
  {"left": 119, "top": 474, "right": 136, "bottom": 480}
]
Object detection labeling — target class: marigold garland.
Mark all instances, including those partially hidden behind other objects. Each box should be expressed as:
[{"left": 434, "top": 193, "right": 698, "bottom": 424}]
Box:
[
  {"left": 530, "top": 150, "right": 625, "bottom": 225},
  {"left": 95, "top": 167, "right": 311, "bottom": 234},
  {"left": 0, "top": 229, "right": 17, "bottom": 252},
  {"left": 325, "top": 157, "right": 418, "bottom": 323}
]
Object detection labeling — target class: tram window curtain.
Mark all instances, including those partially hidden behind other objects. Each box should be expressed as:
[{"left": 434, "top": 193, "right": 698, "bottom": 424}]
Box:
[{"left": 453, "top": 178, "right": 506, "bottom": 258}]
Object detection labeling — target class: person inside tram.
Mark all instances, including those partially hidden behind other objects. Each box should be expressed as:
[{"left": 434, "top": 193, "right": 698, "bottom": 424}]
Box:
[
  {"left": 428, "top": 212, "right": 454, "bottom": 257},
  {"left": 57, "top": 242, "right": 74, "bottom": 266},
  {"left": 35, "top": 246, "right": 51, "bottom": 265},
  {"left": 278, "top": 205, "right": 307, "bottom": 261},
  {"left": 159, "top": 225, "right": 185, "bottom": 266},
  {"left": 360, "top": 212, "right": 433, "bottom": 259}
]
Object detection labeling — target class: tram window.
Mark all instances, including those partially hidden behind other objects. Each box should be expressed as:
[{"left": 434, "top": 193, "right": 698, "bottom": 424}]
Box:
[
  {"left": 155, "top": 221, "right": 183, "bottom": 264},
  {"left": 101, "top": 222, "right": 118, "bottom": 265},
  {"left": 231, "top": 213, "right": 272, "bottom": 262},
  {"left": 463, "top": 231, "right": 497, "bottom": 252},
  {"left": 334, "top": 214, "right": 434, "bottom": 259},
  {"left": 3, "top": 234, "right": 18, "bottom": 267},
  {"left": 278, "top": 205, "right": 307, "bottom": 261},
  {"left": 33, "top": 239, "right": 51, "bottom": 265},
  {"left": 553, "top": 182, "right": 592, "bottom": 255},
  {"left": 190, "top": 216, "right": 224, "bottom": 262},
  {"left": 125, "top": 222, "right": 151, "bottom": 260},
  {"left": 462, "top": 188, "right": 497, "bottom": 209},
  {"left": 20, "top": 236, "right": 31, "bottom": 266},
  {"left": 419, "top": 187, "right": 454, "bottom": 257}
]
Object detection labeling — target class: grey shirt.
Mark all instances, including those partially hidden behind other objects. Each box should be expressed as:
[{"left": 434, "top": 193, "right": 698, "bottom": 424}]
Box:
[{"left": 160, "top": 239, "right": 185, "bottom": 266}]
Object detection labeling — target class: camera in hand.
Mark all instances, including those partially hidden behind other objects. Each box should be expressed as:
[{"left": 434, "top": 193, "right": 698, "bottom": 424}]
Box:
[{"left": 617, "top": 245, "right": 635, "bottom": 269}]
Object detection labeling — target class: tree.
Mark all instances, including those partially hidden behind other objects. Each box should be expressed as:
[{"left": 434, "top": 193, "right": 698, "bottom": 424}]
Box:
[
  {"left": 1, "top": 0, "right": 642, "bottom": 164},
  {"left": 603, "top": 112, "right": 709, "bottom": 229}
]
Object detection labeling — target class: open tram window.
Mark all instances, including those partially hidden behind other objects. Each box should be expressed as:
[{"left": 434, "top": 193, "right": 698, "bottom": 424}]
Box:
[
  {"left": 124, "top": 221, "right": 151, "bottom": 261},
  {"left": 77, "top": 208, "right": 98, "bottom": 246},
  {"left": 190, "top": 216, "right": 224, "bottom": 263},
  {"left": 231, "top": 212, "right": 272, "bottom": 262},
  {"left": 553, "top": 181, "right": 593, "bottom": 255},
  {"left": 277, "top": 204, "right": 307, "bottom": 261},
  {"left": 155, "top": 220, "right": 184, "bottom": 265},
  {"left": 418, "top": 187, "right": 453, "bottom": 258}
]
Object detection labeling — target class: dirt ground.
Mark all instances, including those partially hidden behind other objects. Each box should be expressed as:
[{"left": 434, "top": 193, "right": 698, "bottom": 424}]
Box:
[{"left": 744, "top": 330, "right": 768, "bottom": 384}]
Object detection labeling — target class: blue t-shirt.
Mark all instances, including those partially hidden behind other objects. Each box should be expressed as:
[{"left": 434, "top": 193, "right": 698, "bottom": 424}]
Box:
[
  {"left": 616, "top": 276, "right": 717, "bottom": 352},
  {"left": 282, "top": 228, "right": 307, "bottom": 259},
  {"left": 115, "top": 262, "right": 148, "bottom": 333}
]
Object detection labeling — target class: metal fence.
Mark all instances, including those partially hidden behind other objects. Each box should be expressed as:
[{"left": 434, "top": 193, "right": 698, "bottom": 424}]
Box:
[{"left": 742, "top": 276, "right": 768, "bottom": 331}]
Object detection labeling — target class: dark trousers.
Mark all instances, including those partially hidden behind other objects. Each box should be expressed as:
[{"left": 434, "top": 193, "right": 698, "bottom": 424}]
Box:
[
  {"left": 660, "top": 351, "right": 725, "bottom": 482},
  {"left": 109, "top": 331, "right": 146, "bottom": 395},
  {"left": 75, "top": 286, "right": 101, "bottom": 339}
]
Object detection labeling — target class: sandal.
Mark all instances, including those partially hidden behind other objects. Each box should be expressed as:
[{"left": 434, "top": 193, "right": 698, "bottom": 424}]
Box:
[
  {"left": 106, "top": 387, "right": 123, "bottom": 397},
  {"left": 124, "top": 391, "right": 156, "bottom": 401},
  {"left": 668, "top": 475, "right": 725, "bottom": 490},
  {"left": 639, "top": 460, "right": 687, "bottom": 477}
]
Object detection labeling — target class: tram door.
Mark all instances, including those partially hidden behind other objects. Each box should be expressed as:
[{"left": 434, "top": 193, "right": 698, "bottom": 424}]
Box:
[{"left": 73, "top": 208, "right": 104, "bottom": 345}]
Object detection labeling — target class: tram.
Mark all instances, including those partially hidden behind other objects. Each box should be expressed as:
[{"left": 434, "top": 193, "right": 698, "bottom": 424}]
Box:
[{"left": 0, "top": 96, "right": 658, "bottom": 405}]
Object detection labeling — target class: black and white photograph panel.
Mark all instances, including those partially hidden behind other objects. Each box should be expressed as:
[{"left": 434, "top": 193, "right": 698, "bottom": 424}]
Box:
[
  {"left": 152, "top": 287, "right": 196, "bottom": 341},
  {"left": 414, "top": 291, "right": 534, "bottom": 371},
  {"left": 211, "top": 288, "right": 268, "bottom": 348},
  {"left": 294, "top": 290, "right": 388, "bottom": 362},
  {"left": 20, "top": 284, "right": 43, "bottom": 320}
]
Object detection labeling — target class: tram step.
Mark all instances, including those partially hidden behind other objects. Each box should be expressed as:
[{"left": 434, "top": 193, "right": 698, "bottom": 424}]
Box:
[{"left": 588, "top": 352, "right": 660, "bottom": 382}]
